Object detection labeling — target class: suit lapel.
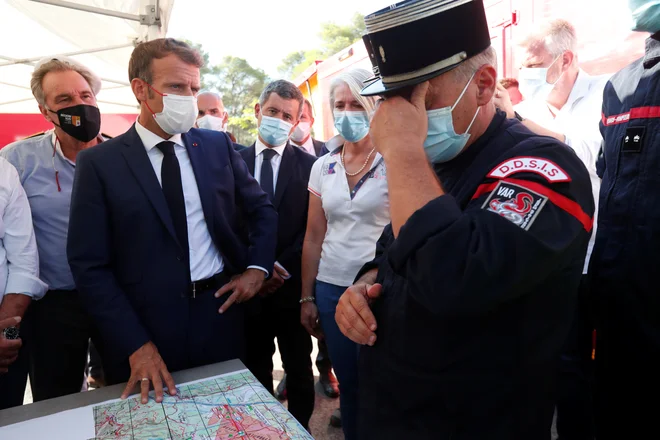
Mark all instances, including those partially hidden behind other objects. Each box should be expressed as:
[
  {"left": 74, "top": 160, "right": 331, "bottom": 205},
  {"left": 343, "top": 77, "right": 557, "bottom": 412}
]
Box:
[
  {"left": 182, "top": 131, "right": 217, "bottom": 245},
  {"left": 274, "top": 144, "right": 295, "bottom": 209},
  {"left": 121, "top": 126, "right": 182, "bottom": 249}
]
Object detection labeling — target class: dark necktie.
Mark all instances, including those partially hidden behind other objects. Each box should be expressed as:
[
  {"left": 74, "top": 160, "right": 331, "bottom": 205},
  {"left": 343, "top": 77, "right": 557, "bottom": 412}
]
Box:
[
  {"left": 260, "top": 148, "right": 277, "bottom": 201},
  {"left": 156, "top": 141, "right": 189, "bottom": 261}
]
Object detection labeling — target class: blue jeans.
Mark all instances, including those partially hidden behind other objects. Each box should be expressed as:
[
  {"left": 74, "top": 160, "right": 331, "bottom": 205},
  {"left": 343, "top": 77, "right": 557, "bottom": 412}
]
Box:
[{"left": 316, "top": 280, "right": 359, "bottom": 440}]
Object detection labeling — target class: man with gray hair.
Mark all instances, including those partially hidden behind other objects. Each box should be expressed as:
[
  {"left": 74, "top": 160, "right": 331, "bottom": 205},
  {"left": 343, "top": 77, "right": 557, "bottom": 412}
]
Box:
[
  {"left": 0, "top": 56, "right": 106, "bottom": 402},
  {"left": 495, "top": 19, "right": 607, "bottom": 439},
  {"left": 335, "top": 1, "right": 594, "bottom": 438}
]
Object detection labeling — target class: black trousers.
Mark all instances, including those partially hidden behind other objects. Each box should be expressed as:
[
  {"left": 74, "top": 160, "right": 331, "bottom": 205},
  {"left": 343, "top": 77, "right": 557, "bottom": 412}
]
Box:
[
  {"left": 556, "top": 276, "right": 595, "bottom": 440},
  {"left": 28, "top": 289, "right": 101, "bottom": 402},
  {"left": 593, "top": 285, "right": 660, "bottom": 440},
  {"left": 316, "top": 338, "right": 332, "bottom": 375},
  {"left": 245, "top": 304, "right": 314, "bottom": 429}
]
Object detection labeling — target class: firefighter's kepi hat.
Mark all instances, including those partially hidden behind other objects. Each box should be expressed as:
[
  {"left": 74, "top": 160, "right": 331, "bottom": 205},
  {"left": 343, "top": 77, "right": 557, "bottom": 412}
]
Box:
[{"left": 360, "top": 0, "right": 492, "bottom": 96}]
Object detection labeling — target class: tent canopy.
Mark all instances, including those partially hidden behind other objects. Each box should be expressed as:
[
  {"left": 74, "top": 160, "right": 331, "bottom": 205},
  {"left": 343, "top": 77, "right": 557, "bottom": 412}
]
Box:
[{"left": 0, "top": 0, "right": 174, "bottom": 114}]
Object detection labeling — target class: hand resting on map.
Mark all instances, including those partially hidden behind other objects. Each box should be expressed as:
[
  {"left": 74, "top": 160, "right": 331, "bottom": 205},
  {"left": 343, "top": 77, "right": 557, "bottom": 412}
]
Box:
[
  {"left": 122, "top": 341, "right": 177, "bottom": 404},
  {"left": 335, "top": 269, "right": 382, "bottom": 346}
]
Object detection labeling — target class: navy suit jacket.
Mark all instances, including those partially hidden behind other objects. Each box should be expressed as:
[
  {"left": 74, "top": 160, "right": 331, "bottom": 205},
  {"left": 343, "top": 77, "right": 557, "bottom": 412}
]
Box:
[
  {"left": 67, "top": 126, "right": 278, "bottom": 366},
  {"left": 241, "top": 143, "right": 317, "bottom": 309}
]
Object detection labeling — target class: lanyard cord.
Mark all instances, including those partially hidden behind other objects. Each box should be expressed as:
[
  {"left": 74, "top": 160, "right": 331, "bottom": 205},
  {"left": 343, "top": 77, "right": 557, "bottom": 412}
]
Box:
[{"left": 53, "top": 136, "right": 62, "bottom": 192}]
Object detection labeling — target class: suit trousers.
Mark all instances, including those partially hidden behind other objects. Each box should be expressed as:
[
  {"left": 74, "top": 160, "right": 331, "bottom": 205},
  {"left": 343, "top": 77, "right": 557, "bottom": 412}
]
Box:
[
  {"left": 103, "top": 279, "right": 245, "bottom": 386},
  {"left": 245, "top": 302, "right": 314, "bottom": 429},
  {"left": 556, "top": 276, "right": 595, "bottom": 440},
  {"left": 28, "top": 289, "right": 102, "bottom": 402}
]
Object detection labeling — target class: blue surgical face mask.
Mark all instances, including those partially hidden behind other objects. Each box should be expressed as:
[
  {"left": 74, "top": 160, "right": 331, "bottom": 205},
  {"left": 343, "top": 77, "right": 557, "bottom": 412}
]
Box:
[
  {"left": 258, "top": 115, "right": 293, "bottom": 146},
  {"left": 628, "top": 0, "right": 660, "bottom": 33},
  {"left": 333, "top": 110, "right": 370, "bottom": 143},
  {"left": 423, "top": 72, "right": 480, "bottom": 163},
  {"left": 518, "top": 56, "right": 563, "bottom": 102}
]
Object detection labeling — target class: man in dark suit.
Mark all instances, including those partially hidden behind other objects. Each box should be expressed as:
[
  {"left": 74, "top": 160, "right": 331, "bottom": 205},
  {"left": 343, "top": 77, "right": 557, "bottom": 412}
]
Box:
[
  {"left": 67, "top": 38, "right": 277, "bottom": 405},
  {"left": 240, "top": 80, "right": 316, "bottom": 430}
]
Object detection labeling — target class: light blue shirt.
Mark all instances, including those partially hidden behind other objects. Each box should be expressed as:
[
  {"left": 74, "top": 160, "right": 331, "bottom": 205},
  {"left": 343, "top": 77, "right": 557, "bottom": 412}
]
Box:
[{"left": 0, "top": 130, "right": 77, "bottom": 290}]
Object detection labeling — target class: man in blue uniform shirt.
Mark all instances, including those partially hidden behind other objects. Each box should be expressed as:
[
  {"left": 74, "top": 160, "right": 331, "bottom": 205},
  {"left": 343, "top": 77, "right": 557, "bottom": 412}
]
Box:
[
  {"left": 589, "top": 2, "right": 660, "bottom": 439},
  {"left": 335, "top": 1, "right": 594, "bottom": 439}
]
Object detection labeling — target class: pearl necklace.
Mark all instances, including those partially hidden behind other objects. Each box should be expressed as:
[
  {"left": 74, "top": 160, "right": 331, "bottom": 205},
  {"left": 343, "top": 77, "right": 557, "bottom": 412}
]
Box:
[{"left": 341, "top": 145, "right": 376, "bottom": 177}]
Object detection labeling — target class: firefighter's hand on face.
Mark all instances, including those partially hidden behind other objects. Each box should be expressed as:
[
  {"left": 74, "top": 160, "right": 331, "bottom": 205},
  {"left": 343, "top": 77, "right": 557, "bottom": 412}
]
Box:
[{"left": 370, "top": 82, "right": 430, "bottom": 160}]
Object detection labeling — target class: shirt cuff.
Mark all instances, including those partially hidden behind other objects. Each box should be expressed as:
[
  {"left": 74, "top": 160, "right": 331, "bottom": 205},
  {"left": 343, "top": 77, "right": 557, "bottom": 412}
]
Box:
[
  {"left": 5, "top": 273, "right": 48, "bottom": 301},
  {"left": 247, "top": 265, "right": 269, "bottom": 278},
  {"left": 274, "top": 261, "right": 292, "bottom": 280}
]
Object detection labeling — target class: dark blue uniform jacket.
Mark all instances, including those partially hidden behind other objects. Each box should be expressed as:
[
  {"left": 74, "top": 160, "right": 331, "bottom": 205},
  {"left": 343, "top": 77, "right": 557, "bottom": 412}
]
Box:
[
  {"left": 590, "top": 32, "right": 660, "bottom": 426},
  {"left": 356, "top": 110, "right": 594, "bottom": 440}
]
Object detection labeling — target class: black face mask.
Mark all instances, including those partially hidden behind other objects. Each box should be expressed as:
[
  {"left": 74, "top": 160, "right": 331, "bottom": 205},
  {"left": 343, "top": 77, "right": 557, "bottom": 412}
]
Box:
[{"left": 47, "top": 104, "right": 101, "bottom": 142}]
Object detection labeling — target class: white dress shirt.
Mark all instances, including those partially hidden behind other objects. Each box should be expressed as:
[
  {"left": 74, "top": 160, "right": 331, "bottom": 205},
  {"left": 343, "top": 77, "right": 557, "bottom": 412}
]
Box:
[
  {"left": 291, "top": 137, "right": 315, "bottom": 156},
  {"left": 0, "top": 157, "right": 47, "bottom": 303},
  {"left": 515, "top": 69, "right": 609, "bottom": 274},
  {"left": 135, "top": 121, "right": 224, "bottom": 281},
  {"left": 254, "top": 138, "right": 287, "bottom": 192}
]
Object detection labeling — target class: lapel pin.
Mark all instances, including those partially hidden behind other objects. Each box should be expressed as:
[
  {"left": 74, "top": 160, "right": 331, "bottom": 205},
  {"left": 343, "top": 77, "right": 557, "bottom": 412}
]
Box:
[{"left": 192, "top": 142, "right": 198, "bottom": 147}]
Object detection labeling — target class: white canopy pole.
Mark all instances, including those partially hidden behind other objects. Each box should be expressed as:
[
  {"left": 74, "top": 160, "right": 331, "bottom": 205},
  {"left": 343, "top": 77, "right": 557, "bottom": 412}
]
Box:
[
  {"left": 0, "top": 43, "right": 136, "bottom": 68},
  {"left": 28, "top": 0, "right": 142, "bottom": 21},
  {"left": 0, "top": 55, "right": 131, "bottom": 87},
  {"left": 140, "top": 0, "right": 162, "bottom": 41}
]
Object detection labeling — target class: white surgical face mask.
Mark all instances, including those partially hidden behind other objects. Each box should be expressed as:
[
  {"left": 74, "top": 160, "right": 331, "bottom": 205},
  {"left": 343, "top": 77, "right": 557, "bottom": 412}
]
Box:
[
  {"left": 147, "top": 85, "right": 198, "bottom": 135},
  {"left": 291, "top": 121, "right": 312, "bottom": 143},
  {"left": 518, "top": 56, "right": 564, "bottom": 102},
  {"left": 197, "top": 114, "right": 226, "bottom": 132}
]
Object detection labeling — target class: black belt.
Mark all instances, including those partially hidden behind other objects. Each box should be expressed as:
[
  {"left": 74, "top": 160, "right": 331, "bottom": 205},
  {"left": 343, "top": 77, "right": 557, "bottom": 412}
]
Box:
[{"left": 189, "top": 272, "right": 227, "bottom": 298}]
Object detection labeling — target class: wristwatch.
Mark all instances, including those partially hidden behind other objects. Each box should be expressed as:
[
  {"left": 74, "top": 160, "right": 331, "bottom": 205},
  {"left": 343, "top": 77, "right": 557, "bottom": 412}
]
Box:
[
  {"left": 2, "top": 326, "right": 19, "bottom": 340},
  {"left": 514, "top": 111, "right": 525, "bottom": 122}
]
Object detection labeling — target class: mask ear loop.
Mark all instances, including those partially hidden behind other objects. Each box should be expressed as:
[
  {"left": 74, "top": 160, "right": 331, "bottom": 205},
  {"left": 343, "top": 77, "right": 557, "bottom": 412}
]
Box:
[
  {"left": 451, "top": 70, "right": 478, "bottom": 111},
  {"left": 143, "top": 82, "right": 165, "bottom": 118},
  {"left": 450, "top": 70, "right": 481, "bottom": 136}
]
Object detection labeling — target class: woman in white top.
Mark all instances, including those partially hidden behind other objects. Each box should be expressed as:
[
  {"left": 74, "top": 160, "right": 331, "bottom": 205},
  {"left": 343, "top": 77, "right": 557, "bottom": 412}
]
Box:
[{"left": 300, "top": 69, "right": 390, "bottom": 440}]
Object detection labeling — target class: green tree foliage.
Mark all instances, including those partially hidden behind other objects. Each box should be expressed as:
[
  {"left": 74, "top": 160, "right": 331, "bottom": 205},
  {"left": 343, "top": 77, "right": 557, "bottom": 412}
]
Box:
[
  {"left": 197, "top": 56, "right": 268, "bottom": 145},
  {"left": 277, "top": 12, "right": 366, "bottom": 80}
]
